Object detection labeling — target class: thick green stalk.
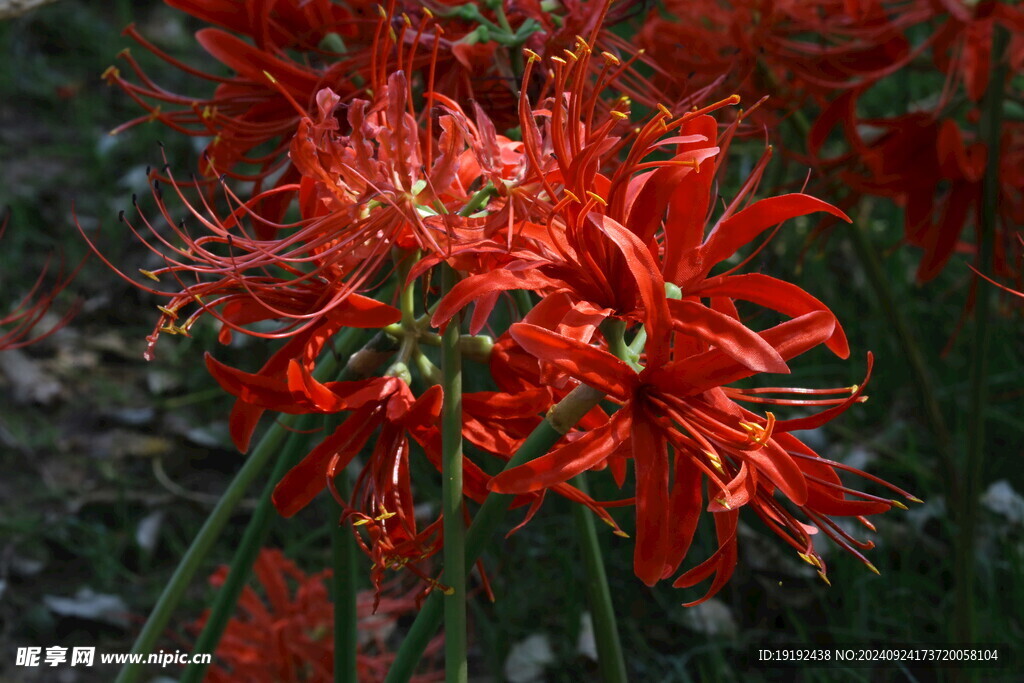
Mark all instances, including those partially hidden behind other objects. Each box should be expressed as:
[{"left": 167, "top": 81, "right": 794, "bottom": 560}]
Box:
[
  {"left": 441, "top": 264, "right": 468, "bottom": 683},
  {"left": 333, "top": 474, "right": 359, "bottom": 683},
  {"left": 956, "top": 25, "right": 1008, "bottom": 647},
  {"left": 571, "top": 473, "right": 627, "bottom": 683},
  {"left": 180, "top": 412, "right": 320, "bottom": 683},
  {"left": 560, "top": 320, "right": 631, "bottom": 683},
  {"left": 117, "top": 326, "right": 375, "bottom": 683},
  {"left": 385, "top": 386, "right": 604, "bottom": 683}
]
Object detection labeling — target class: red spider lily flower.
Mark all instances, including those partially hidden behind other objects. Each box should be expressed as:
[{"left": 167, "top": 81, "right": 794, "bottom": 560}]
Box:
[
  {"left": 76, "top": 155, "right": 402, "bottom": 364},
  {"left": 433, "top": 45, "right": 850, "bottom": 363},
  {"left": 205, "top": 356, "right": 454, "bottom": 596},
  {"left": 930, "top": 0, "right": 1024, "bottom": 102},
  {"left": 0, "top": 213, "right": 83, "bottom": 351},
  {"left": 206, "top": 352, "right": 628, "bottom": 591},
  {"left": 638, "top": 0, "right": 928, "bottom": 122},
  {"left": 827, "top": 113, "right": 1024, "bottom": 282},
  {"left": 194, "top": 548, "right": 443, "bottom": 683},
  {"left": 491, "top": 318, "right": 914, "bottom": 603},
  {"left": 105, "top": 0, "right": 370, "bottom": 180}
]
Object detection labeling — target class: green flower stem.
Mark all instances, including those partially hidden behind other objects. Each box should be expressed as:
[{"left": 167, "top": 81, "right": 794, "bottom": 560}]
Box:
[
  {"left": 559, "top": 320, "right": 632, "bottom": 683},
  {"left": 115, "top": 414, "right": 297, "bottom": 683},
  {"left": 333, "top": 473, "right": 359, "bottom": 683},
  {"left": 441, "top": 263, "right": 468, "bottom": 683},
  {"left": 385, "top": 384, "right": 605, "bottom": 683},
  {"left": 956, "top": 24, "right": 1008, "bottom": 647},
  {"left": 116, "top": 326, "right": 376, "bottom": 683},
  {"left": 571, "top": 473, "right": 627, "bottom": 683},
  {"left": 180, "top": 412, "right": 321, "bottom": 683}
]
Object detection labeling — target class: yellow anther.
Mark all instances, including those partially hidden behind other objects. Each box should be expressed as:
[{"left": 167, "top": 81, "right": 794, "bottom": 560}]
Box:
[
  {"left": 562, "top": 49, "right": 578, "bottom": 62},
  {"left": 157, "top": 305, "right": 178, "bottom": 319},
  {"left": 657, "top": 103, "right": 673, "bottom": 118},
  {"left": 523, "top": 48, "right": 541, "bottom": 63},
  {"left": 377, "top": 4, "right": 387, "bottom": 18},
  {"left": 585, "top": 191, "right": 607, "bottom": 206},
  {"left": 610, "top": 111, "right": 629, "bottom": 120},
  {"left": 101, "top": 65, "right": 120, "bottom": 82},
  {"left": 574, "top": 35, "right": 590, "bottom": 52},
  {"left": 714, "top": 497, "right": 732, "bottom": 509},
  {"left": 705, "top": 450, "right": 724, "bottom": 474},
  {"left": 262, "top": 70, "right": 278, "bottom": 85},
  {"left": 147, "top": 105, "right": 162, "bottom": 122},
  {"left": 739, "top": 421, "right": 767, "bottom": 444},
  {"left": 202, "top": 105, "right": 217, "bottom": 120},
  {"left": 423, "top": 7, "right": 433, "bottom": 18},
  {"left": 613, "top": 529, "right": 630, "bottom": 538},
  {"left": 798, "top": 552, "right": 821, "bottom": 569},
  {"left": 866, "top": 562, "right": 880, "bottom": 575},
  {"left": 601, "top": 51, "right": 620, "bottom": 66},
  {"left": 374, "top": 506, "right": 396, "bottom": 521},
  {"left": 562, "top": 190, "right": 581, "bottom": 203},
  {"left": 139, "top": 269, "right": 160, "bottom": 282},
  {"left": 551, "top": 56, "right": 567, "bottom": 66},
  {"left": 890, "top": 499, "right": 908, "bottom": 510},
  {"left": 352, "top": 518, "right": 372, "bottom": 526},
  {"left": 402, "top": 12, "right": 412, "bottom": 26},
  {"left": 817, "top": 571, "right": 832, "bottom": 586},
  {"left": 907, "top": 495, "right": 924, "bottom": 504}
]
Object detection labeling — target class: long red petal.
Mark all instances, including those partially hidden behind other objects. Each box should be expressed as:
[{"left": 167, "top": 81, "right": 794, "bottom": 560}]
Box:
[
  {"left": 489, "top": 408, "right": 632, "bottom": 494},
  {"left": 669, "top": 299, "right": 789, "bottom": 374},
  {"left": 509, "top": 323, "right": 636, "bottom": 399}
]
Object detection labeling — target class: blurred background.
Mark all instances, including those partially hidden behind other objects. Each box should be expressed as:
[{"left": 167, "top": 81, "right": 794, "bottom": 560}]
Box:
[{"left": 0, "top": 1, "right": 1021, "bottom": 681}]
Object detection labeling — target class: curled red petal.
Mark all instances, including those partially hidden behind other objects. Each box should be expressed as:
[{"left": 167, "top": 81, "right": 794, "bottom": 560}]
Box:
[
  {"left": 272, "top": 406, "right": 379, "bottom": 518},
  {"left": 700, "top": 194, "right": 850, "bottom": 275},
  {"left": 509, "top": 323, "right": 635, "bottom": 399},
  {"left": 695, "top": 273, "right": 849, "bottom": 358},
  {"left": 669, "top": 299, "right": 789, "bottom": 374},
  {"left": 489, "top": 408, "right": 632, "bottom": 494}
]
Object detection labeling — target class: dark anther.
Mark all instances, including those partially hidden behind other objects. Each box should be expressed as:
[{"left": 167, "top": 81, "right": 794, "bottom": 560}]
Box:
[{"left": 117, "top": 210, "right": 125, "bottom": 222}]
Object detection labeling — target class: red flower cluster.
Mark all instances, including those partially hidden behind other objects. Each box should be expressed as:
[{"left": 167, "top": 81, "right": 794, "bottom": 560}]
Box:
[
  {"left": 640, "top": 0, "right": 1024, "bottom": 284},
  {"left": 103, "top": 0, "right": 917, "bottom": 605},
  {"left": 193, "top": 548, "right": 442, "bottom": 682}
]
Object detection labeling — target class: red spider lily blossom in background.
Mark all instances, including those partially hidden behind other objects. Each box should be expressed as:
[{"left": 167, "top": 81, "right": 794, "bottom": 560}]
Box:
[
  {"left": 638, "top": 0, "right": 927, "bottom": 123},
  {"left": 0, "top": 212, "right": 83, "bottom": 351},
  {"left": 103, "top": 0, "right": 659, "bottom": 196},
  {"left": 637, "top": 0, "right": 1024, "bottom": 284},
  {"left": 193, "top": 548, "right": 443, "bottom": 682}
]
